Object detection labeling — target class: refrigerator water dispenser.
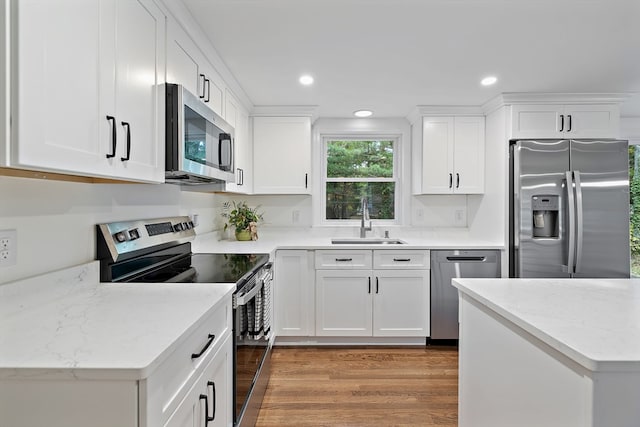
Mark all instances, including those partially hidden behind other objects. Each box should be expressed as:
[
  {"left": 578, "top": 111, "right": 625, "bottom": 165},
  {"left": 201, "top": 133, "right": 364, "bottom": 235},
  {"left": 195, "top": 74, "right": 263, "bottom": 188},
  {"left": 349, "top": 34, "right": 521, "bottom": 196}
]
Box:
[{"left": 532, "top": 195, "right": 558, "bottom": 238}]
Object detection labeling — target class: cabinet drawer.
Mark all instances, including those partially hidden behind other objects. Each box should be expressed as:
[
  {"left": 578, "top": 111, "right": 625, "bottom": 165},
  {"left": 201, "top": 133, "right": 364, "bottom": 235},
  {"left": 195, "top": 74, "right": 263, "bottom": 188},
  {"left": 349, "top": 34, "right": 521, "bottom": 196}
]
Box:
[
  {"left": 149, "top": 296, "right": 232, "bottom": 425},
  {"left": 373, "top": 250, "right": 430, "bottom": 269},
  {"left": 315, "top": 250, "right": 372, "bottom": 269}
]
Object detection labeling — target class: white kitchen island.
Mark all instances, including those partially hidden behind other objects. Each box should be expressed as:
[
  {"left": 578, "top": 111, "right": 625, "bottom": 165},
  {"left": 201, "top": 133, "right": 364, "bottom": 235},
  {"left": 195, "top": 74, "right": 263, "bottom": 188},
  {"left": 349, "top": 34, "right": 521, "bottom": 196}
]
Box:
[{"left": 452, "top": 277, "right": 640, "bottom": 427}]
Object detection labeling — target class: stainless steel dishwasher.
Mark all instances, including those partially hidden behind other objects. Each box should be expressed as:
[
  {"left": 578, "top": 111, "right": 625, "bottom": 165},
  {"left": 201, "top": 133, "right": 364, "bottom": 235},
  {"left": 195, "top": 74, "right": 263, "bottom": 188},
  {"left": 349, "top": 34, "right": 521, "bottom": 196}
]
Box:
[{"left": 430, "top": 250, "right": 501, "bottom": 340}]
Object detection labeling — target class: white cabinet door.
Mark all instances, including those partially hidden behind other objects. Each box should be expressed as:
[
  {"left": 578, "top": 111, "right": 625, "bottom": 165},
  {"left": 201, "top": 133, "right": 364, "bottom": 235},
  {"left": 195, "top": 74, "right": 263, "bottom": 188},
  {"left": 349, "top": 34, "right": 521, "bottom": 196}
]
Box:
[
  {"left": 109, "top": 0, "right": 165, "bottom": 182},
  {"left": 274, "top": 250, "right": 314, "bottom": 336},
  {"left": 421, "top": 117, "right": 454, "bottom": 194},
  {"left": 315, "top": 270, "right": 373, "bottom": 336},
  {"left": 510, "top": 104, "right": 561, "bottom": 139},
  {"left": 164, "top": 333, "right": 232, "bottom": 427},
  {"left": 421, "top": 116, "right": 484, "bottom": 194},
  {"left": 252, "top": 116, "right": 311, "bottom": 194},
  {"left": 373, "top": 270, "right": 430, "bottom": 337},
  {"left": 167, "top": 20, "right": 201, "bottom": 97},
  {"left": 453, "top": 116, "right": 484, "bottom": 194},
  {"left": 12, "top": 0, "right": 108, "bottom": 175},
  {"left": 10, "top": 0, "right": 164, "bottom": 182},
  {"left": 225, "top": 90, "right": 252, "bottom": 193},
  {"left": 564, "top": 104, "right": 619, "bottom": 139},
  {"left": 511, "top": 104, "right": 619, "bottom": 139}
]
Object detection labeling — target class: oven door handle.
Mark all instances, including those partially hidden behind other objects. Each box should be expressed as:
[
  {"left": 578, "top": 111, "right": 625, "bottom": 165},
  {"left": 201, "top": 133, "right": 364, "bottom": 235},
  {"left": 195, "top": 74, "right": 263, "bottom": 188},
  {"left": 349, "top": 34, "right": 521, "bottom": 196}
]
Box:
[{"left": 235, "top": 281, "right": 263, "bottom": 306}]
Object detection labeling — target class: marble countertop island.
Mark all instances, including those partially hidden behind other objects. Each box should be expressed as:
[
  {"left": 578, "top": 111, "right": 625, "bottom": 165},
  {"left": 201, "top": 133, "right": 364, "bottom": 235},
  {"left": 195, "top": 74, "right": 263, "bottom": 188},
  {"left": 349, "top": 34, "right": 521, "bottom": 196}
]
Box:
[
  {"left": 452, "top": 277, "right": 640, "bottom": 427},
  {"left": 452, "top": 277, "right": 640, "bottom": 371},
  {"left": 0, "top": 262, "right": 234, "bottom": 380}
]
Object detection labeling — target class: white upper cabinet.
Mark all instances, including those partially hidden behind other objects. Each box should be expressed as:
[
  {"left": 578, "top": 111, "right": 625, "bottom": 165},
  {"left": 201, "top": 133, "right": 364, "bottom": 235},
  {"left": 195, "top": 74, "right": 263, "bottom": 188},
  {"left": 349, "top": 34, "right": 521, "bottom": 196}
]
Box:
[
  {"left": 510, "top": 104, "right": 620, "bottom": 139},
  {"left": 8, "top": 0, "right": 165, "bottom": 182},
  {"left": 224, "top": 90, "right": 252, "bottom": 193},
  {"left": 419, "top": 116, "right": 485, "bottom": 194},
  {"left": 252, "top": 116, "right": 311, "bottom": 194},
  {"left": 166, "top": 20, "right": 224, "bottom": 117}
]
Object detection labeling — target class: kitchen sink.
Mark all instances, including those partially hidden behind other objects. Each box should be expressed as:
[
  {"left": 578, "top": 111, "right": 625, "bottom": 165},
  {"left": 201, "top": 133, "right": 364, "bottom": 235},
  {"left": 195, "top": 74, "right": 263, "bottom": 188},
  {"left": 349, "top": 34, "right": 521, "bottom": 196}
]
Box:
[{"left": 331, "top": 238, "right": 406, "bottom": 245}]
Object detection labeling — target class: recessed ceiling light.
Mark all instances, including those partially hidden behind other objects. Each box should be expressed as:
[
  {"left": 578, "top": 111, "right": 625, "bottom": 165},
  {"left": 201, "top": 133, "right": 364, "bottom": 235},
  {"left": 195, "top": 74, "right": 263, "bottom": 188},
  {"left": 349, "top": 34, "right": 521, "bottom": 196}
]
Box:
[
  {"left": 299, "top": 75, "right": 314, "bottom": 86},
  {"left": 354, "top": 110, "right": 373, "bottom": 118},
  {"left": 481, "top": 76, "right": 498, "bottom": 86}
]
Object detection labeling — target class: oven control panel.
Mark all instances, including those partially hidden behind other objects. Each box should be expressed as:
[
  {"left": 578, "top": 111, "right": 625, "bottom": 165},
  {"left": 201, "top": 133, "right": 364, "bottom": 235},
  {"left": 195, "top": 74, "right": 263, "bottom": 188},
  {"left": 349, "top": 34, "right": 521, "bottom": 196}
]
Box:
[{"left": 97, "top": 216, "right": 196, "bottom": 262}]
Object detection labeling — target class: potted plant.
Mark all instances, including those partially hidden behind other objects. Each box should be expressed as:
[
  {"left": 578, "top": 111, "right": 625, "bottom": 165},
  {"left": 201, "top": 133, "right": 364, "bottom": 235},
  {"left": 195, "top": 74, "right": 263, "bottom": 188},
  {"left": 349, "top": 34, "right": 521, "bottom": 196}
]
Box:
[{"left": 221, "top": 201, "right": 264, "bottom": 241}]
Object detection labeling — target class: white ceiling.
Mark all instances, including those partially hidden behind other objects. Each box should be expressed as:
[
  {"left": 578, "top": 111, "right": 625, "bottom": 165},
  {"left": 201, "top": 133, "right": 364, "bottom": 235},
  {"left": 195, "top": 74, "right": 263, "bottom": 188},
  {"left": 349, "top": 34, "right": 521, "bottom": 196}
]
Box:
[{"left": 183, "top": 0, "right": 640, "bottom": 118}]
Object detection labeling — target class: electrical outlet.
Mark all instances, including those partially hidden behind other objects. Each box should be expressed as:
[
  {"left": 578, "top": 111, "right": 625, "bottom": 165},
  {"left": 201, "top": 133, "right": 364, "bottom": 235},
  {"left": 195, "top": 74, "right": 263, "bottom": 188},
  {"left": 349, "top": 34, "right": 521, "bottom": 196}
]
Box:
[
  {"left": 292, "top": 210, "right": 300, "bottom": 224},
  {"left": 416, "top": 209, "right": 424, "bottom": 221},
  {"left": 454, "top": 209, "right": 466, "bottom": 226},
  {"left": 0, "top": 230, "right": 17, "bottom": 267}
]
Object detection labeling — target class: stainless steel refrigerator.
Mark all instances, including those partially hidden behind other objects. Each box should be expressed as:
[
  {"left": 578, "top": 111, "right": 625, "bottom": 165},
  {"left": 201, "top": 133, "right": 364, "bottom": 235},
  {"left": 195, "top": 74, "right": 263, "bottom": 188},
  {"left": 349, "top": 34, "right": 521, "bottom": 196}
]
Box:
[{"left": 509, "top": 139, "right": 630, "bottom": 278}]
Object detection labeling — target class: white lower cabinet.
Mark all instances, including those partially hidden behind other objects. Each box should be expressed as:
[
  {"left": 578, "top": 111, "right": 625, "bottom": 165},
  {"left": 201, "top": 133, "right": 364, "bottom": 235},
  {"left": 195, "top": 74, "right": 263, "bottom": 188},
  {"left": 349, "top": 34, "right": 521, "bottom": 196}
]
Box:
[
  {"left": 0, "top": 298, "right": 233, "bottom": 427},
  {"left": 274, "top": 250, "right": 314, "bottom": 336},
  {"left": 164, "top": 333, "right": 232, "bottom": 427},
  {"left": 314, "top": 250, "right": 430, "bottom": 337},
  {"left": 315, "top": 269, "right": 373, "bottom": 336}
]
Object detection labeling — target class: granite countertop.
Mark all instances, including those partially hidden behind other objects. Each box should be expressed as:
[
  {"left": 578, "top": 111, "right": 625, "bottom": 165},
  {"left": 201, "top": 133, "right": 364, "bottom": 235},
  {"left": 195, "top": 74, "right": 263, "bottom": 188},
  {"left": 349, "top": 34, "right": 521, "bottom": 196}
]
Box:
[
  {"left": 452, "top": 277, "right": 640, "bottom": 372},
  {"left": 192, "top": 228, "right": 504, "bottom": 255},
  {"left": 0, "top": 262, "right": 234, "bottom": 381}
]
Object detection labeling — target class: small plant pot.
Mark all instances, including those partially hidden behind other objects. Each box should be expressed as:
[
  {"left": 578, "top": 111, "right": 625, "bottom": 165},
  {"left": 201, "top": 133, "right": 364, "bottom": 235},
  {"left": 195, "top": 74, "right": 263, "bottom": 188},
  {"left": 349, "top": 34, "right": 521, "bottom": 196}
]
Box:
[{"left": 235, "top": 229, "right": 252, "bottom": 241}]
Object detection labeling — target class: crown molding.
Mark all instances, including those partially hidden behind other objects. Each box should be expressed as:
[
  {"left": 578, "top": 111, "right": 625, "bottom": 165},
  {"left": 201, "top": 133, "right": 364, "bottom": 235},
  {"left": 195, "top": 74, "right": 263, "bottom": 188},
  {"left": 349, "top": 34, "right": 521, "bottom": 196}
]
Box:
[
  {"left": 406, "top": 105, "right": 484, "bottom": 124},
  {"left": 482, "top": 92, "right": 633, "bottom": 114},
  {"left": 250, "top": 105, "right": 319, "bottom": 122}
]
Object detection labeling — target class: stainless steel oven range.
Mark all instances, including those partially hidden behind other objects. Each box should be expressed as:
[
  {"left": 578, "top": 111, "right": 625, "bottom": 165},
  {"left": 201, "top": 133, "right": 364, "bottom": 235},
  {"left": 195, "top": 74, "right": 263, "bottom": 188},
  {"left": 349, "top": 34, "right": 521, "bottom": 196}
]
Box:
[{"left": 96, "top": 216, "right": 272, "bottom": 427}]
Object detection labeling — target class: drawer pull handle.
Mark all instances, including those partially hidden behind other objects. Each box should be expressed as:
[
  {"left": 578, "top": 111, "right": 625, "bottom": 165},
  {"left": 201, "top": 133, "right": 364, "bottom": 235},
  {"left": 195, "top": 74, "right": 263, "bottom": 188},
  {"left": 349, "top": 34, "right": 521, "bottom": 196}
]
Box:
[
  {"left": 393, "top": 258, "right": 411, "bottom": 262},
  {"left": 207, "top": 381, "right": 216, "bottom": 422},
  {"left": 191, "top": 334, "right": 215, "bottom": 359},
  {"left": 335, "top": 258, "right": 353, "bottom": 262}
]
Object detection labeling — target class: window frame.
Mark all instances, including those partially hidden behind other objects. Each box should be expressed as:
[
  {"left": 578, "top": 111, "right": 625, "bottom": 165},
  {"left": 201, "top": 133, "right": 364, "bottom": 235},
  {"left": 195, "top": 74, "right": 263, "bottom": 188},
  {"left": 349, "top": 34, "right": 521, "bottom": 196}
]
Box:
[{"left": 320, "top": 135, "right": 401, "bottom": 226}]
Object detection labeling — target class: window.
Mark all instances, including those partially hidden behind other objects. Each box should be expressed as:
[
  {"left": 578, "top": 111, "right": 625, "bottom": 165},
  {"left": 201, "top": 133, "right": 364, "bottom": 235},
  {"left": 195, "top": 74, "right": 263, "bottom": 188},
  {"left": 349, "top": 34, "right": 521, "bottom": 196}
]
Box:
[{"left": 322, "top": 138, "right": 397, "bottom": 222}]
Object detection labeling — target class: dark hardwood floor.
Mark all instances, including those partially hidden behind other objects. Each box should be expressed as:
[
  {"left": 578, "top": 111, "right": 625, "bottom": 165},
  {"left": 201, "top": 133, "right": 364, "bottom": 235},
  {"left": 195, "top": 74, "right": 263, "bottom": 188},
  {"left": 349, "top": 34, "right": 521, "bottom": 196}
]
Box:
[{"left": 256, "top": 346, "right": 458, "bottom": 426}]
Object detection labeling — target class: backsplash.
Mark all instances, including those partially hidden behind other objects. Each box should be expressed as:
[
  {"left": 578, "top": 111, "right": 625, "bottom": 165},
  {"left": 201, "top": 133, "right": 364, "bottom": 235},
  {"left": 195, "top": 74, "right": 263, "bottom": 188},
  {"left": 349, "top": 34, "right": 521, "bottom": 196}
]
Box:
[{"left": 0, "top": 176, "right": 219, "bottom": 284}]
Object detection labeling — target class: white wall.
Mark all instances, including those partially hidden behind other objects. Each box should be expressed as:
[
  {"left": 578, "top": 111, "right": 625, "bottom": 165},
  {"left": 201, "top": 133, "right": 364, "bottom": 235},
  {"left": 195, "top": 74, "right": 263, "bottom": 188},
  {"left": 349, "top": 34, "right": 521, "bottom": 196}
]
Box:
[
  {"left": 467, "top": 106, "right": 507, "bottom": 244},
  {"left": 0, "top": 176, "right": 219, "bottom": 284}
]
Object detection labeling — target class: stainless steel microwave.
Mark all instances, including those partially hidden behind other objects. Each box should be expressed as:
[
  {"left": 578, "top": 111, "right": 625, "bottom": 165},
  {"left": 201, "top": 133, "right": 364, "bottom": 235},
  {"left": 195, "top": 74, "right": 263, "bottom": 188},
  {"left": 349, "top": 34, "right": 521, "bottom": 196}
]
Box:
[{"left": 165, "top": 83, "right": 235, "bottom": 185}]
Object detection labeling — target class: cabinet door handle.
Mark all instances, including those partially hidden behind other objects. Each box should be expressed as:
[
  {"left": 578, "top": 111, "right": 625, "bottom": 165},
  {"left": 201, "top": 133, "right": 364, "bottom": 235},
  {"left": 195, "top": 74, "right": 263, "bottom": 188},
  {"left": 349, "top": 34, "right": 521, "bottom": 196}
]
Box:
[
  {"left": 393, "top": 258, "right": 411, "bottom": 262},
  {"left": 559, "top": 114, "right": 565, "bottom": 132},
  {"left": 305, "top": 173, "right": 308, "bottom": 188},
  {"left": 191, "top": 334, "right": 215, "bottom": 359},
  {"left": 567, "top": 114, "right": 572, "bottom": 132},
  {"left": 368, "top": 277, "right": 371, "bottom": 294},
  {"left": 205, "top": 78, "right": 211, "bottom": 103},
  {"left": 106, "top": 115, "right": 116, "bottom": 158},
  {"left": 199, "top": 393, "right": 214, "bottom": 426},
  {"left": 456, "top": 173, "right": 460, "bottom": 189},
  {"left": 449, "top": 173, "right": 453, "bottom": 189},
  {"left": 376, "top": 277, "right": 379, "bottom": 294},
  {"left": 199, "top": 74, "right": 206, "bottom": 99},
  {"left": 335, "top": 258, "right": 353, "bottom": 262},
  {"left": 207, "top": 381, "right": 216, "bottom": 422},
  {"left": 120, "top": 122, "right": 131, "bottom": 161}
]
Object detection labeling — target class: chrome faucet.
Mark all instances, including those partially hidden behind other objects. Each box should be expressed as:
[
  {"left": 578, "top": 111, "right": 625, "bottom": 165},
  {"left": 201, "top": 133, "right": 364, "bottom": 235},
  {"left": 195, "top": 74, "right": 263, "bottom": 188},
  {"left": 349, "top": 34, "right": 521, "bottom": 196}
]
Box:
[{"left": 360, "top": 197, "right": 372, "bottom": 238}]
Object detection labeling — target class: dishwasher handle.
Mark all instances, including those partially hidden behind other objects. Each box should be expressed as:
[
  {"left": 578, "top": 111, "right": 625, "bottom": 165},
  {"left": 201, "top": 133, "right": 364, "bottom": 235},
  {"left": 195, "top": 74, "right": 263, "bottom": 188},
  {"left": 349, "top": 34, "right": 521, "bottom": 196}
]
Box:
[{"left": 445, "top": 256, "right": 486, "bottom": 262}]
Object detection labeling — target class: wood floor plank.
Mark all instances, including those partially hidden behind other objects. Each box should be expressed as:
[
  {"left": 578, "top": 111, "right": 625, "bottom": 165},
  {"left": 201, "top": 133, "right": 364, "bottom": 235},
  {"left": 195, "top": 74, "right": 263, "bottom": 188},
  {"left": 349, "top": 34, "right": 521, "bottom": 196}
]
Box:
[{"left": 256, "top": 346, "right": 458, "bottom": 426}]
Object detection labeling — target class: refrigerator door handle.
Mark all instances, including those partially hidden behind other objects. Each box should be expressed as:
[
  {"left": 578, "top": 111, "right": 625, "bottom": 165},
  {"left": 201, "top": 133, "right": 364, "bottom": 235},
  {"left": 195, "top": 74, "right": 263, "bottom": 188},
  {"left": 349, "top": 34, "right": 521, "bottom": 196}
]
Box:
[
  {"left": 574, "top": 170, "right": 584, "bottom": 273},
  {"left": 564, "top": 171, "right": 576, "bottom": 274}
]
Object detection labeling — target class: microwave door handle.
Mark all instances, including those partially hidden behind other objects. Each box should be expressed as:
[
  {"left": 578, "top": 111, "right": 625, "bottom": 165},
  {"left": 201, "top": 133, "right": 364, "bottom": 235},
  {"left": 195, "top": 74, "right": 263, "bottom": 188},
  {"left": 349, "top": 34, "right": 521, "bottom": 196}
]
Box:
[
  {"left": 218, "top": 134, "right": 232, "bottom": 170},
  {"left": 235, "top": 281, "right": 263, "bottom": 306}
]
